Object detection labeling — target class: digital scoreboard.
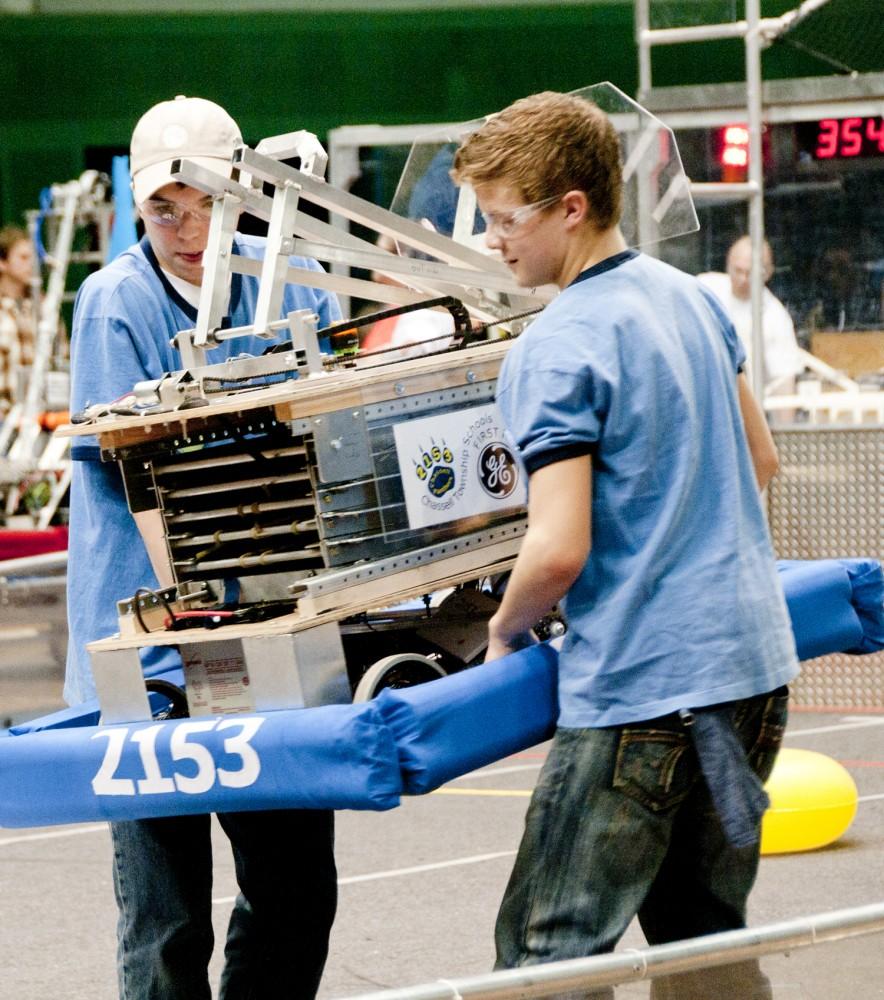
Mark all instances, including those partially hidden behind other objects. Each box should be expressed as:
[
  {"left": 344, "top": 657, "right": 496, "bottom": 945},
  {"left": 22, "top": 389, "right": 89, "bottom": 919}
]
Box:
[{"left": 796, "top": 116, "right": 884, "bottom": 160}]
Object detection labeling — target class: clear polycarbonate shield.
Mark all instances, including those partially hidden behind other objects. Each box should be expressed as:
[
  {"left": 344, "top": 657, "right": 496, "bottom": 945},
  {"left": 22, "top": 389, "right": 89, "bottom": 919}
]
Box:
[{"left": 389, "top": 81, "right": 699, "bottom": 257}]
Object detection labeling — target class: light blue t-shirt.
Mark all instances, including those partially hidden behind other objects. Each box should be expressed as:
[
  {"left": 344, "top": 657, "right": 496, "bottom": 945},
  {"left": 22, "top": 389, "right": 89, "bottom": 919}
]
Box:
[
  {"left": 64, "top": 235, "right": 341, "bottom": 705},
  {"left": 497, "top": 249, "right": 799, "bottom": 728}
]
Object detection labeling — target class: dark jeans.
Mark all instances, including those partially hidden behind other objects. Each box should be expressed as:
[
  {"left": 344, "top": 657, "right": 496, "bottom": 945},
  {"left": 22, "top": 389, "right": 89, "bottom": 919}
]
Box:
[
  {"left": 111, "top": 809, "right": 337, "bottom": 1000},
  {"left": 495, "top": 688, "right": 789, "bottom": 997}
]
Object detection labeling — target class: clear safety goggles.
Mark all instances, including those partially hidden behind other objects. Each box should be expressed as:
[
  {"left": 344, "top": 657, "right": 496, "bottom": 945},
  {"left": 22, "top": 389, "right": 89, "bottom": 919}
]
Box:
[
  {"left": 480, "top": 193, "right": 563, "bottom": 239},
  {"left": 140, "top": 200, "right": 214, "bottom": 229}
]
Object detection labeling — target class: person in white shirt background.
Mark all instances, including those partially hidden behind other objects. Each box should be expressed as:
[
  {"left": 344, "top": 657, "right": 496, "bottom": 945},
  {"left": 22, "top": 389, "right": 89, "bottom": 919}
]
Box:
[{"left": 699, "top": 235, "right": 803, "bottom": 421}]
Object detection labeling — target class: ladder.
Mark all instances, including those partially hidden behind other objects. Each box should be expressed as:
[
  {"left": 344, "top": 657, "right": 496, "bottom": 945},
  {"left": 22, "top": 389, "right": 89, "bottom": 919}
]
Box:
[{"left": 0, "top": 170, "right": 112, "bottom": 528}]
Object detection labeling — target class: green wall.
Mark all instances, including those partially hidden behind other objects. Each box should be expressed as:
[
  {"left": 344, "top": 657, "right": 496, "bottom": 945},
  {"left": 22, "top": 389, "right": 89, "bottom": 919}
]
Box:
[{"left": 0, "top": 4, "right": 833, "bottom": 225}]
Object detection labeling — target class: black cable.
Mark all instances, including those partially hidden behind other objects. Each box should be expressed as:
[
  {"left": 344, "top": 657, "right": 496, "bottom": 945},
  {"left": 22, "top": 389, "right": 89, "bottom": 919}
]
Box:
[
  {"left": 132, "top": 586, "right": 177, "bottom": 633},
  {"left": 268, "top": 296, "right": 473, "bottom": 354}
]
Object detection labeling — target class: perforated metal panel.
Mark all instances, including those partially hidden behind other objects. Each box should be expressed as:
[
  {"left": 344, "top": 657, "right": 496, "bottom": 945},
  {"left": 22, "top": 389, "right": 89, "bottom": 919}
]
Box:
[{"left": 768, "top": 427, "right": 884, "bottom": 709}]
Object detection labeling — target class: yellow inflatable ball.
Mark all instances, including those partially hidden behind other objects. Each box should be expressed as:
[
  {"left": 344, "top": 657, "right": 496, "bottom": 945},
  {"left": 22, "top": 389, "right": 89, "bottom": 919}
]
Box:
[{"left": 760, "top": 748, "right": 858, "bottom": 855}]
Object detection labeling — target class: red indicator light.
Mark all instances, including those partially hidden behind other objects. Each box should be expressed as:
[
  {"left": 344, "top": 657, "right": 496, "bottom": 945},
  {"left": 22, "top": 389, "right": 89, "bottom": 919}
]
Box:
[
  {"left": 719, "top": 123, "right": 750, "bottom": 180},
  {"left": 722, "top": 146, "right": 749, "bottom": 167}
]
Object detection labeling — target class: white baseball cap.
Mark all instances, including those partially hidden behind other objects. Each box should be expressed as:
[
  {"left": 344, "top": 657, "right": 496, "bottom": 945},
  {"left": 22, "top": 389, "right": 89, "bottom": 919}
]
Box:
[{"left": 130, "top": 95, "right": 242, "bottom": 204}]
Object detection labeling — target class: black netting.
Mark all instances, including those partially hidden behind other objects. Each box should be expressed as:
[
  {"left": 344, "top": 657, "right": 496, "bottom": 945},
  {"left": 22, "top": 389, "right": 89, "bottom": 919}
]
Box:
[
  {"left": 648, "top": 0, "right": 882, "bottom": 75},
  {"left": 773, "top": 0, "right": 884, "bottom": 75}
]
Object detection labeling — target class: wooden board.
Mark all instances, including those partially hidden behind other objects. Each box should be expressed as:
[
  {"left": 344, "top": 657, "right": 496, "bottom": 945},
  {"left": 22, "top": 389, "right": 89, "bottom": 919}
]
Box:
[
  {"left": 57, "top": 341, "right": 511, "bottom": 452},
  {"left": 810, "top": 331, "right": 884, "bottom": 379}
]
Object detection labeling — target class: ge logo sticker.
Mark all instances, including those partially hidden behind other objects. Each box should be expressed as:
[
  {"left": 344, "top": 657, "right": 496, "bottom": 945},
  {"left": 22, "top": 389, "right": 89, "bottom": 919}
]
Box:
[{"left": 478, "top": 442, "right": 519, "bottom": 499}]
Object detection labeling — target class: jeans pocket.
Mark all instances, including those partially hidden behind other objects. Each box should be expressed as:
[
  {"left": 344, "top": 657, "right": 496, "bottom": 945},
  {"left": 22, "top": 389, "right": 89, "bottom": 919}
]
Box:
[
  {"left": 612, "top": 727, "right": 697, "bottom": 813},
  {"left": 745, "top": 689, "right": 790, "bottom": 784}
]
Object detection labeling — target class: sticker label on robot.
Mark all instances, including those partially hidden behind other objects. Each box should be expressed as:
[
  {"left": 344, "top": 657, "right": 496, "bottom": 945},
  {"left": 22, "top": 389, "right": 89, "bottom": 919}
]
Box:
[
  {"left": 393, "top": 403, "right": 527, "bottom": 529},
  {"left": 183, "top": 640, "right": 255, "bottom": 716}
]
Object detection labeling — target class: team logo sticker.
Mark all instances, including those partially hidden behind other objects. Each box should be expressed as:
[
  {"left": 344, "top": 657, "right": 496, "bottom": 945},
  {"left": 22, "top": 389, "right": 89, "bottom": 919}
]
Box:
[
  {"left": 414, "top": 440, "right": 456, "bottom": 498},
  {"left": 395, "top": 404, "right": 527, "bottom": 529}
]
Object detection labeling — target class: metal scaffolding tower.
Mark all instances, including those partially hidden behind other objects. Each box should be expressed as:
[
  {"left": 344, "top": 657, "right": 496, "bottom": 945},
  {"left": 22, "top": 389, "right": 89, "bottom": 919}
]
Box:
[{"left": 634, "top": 0, "right": 835, "bottom": 395}]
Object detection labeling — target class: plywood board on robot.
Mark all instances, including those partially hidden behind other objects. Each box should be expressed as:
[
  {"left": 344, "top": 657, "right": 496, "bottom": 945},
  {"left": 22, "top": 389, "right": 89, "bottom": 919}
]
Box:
[{"left": 56, "top": 341, "right": 511, "bottom": 453}]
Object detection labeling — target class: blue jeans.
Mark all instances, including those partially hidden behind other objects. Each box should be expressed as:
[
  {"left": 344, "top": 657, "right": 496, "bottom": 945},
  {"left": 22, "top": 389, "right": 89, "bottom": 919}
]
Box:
[
  {"left": 495, "top": 687, "right": 788, "bottom": 992},
  {"left": 111, "top": 809, "right": 336, "bottom": 1000}
]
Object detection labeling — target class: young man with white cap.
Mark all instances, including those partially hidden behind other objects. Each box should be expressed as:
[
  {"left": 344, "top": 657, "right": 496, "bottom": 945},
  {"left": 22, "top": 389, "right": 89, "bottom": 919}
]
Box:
[{"left": 65, "top": 96, "right": 341, "bottom": 1000}]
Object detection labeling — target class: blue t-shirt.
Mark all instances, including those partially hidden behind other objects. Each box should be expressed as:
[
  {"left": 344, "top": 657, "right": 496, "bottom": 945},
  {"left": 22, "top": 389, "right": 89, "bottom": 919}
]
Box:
[
  {"left": 64, "top": 235, "right": 341, "bottom": 705},
  {"left": 497, "top": 250, "right": 799, "bottom": 728}
]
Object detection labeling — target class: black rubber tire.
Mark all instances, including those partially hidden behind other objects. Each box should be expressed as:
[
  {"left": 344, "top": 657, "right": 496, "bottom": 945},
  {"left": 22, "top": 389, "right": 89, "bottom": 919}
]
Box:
[
  {"left": 352, "top": 653, "right": 447, "bottom": 702},
  {"left": 146, "top": 678, "right": 190, "bottom": 719}
]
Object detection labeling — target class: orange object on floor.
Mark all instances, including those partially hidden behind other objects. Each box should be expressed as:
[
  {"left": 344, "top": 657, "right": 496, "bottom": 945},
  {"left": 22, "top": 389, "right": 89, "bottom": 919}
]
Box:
[{"left": 38, "top": 410, "right": 70, "bottom": 431}]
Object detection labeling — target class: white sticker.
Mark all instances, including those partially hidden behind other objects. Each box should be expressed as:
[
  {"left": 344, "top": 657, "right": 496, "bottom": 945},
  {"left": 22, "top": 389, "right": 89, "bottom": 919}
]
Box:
[
  {"left": 183, "top": 640, "right": 255, "bottom": 716},
  {"left": 393, "top": 403, "right": 526, "bottom": 529}
]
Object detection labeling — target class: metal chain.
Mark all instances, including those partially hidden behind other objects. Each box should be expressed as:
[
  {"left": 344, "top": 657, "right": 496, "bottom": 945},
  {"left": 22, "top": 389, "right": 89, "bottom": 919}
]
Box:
[
  {"left": 199, "top": 306, "right": 544, "bottom": 394},
  {"left": 323, "top": 305, "right": 545, "bottom": 366}
]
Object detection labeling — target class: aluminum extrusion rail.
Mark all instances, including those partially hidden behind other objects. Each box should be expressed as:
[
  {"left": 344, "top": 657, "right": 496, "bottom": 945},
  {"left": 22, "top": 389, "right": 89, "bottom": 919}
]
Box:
[{"left": 344, "top": 902, "right": 884, "bottom": 1000}]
